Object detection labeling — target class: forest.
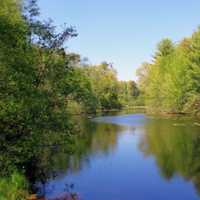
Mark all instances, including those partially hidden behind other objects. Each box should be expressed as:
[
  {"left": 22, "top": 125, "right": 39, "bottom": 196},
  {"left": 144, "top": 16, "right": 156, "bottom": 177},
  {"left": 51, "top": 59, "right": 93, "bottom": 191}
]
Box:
[
  {"left": 137, "top": 34, "right": 200, "bottom": 116},
  {"left": 1, "top": 0, "right": 200, "bottom": 199}
]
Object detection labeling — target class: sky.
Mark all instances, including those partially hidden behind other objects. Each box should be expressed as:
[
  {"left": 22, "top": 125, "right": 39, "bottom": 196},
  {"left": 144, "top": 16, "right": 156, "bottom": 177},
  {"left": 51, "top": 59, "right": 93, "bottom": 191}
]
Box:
[{"left": 38, "top": 0, "right": 200, "bottom": 81}]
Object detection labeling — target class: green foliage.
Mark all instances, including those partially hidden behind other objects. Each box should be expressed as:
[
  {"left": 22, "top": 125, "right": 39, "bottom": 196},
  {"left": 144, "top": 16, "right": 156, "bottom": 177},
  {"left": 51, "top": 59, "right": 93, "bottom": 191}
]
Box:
[
  {"left": 137, "top": 30, "right": 200, "bottom": 115},
  {"left": 0, "top": 0, "right": 80, "bottom": 176},
  {"left": 0, "top": 172, "right": 28, "bottom": 200},
  {"left": 84, "top": 62, "right": 122, "bottom": 110},
  {"left": 155, "top": 38, "right": 175, "bottom": 58},
  {"left": 118, "top": 80, "right": 140, "bottom": 107},
  {"left": 67, "top": 61, "right": 141, "bottom": 113}
]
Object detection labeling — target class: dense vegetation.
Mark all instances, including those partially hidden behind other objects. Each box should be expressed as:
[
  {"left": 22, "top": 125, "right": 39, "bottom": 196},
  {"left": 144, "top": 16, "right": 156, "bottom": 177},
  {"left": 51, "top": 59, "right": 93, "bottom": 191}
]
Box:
[
  {"left": 0, "top": 172, "right": 28, "bottom": 200},
  {"left": 66, "top": 61, "right": 141, "bottom": 113},
  {"left": 1, "top": 0, "right": 200, "bottom": 199},
  {"left": 0, "top": 0, "right": 139, "bottom": 198},
  {"left": 137, "top": 32, "right": 200, "bottom": 116}
]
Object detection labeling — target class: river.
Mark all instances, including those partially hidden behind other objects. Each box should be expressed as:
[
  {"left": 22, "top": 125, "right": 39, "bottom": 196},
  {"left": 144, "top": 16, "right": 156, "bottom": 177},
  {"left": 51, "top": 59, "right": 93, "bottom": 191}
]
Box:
[{"left": 35, "top": 112, "right": 200, "bottom": 200}]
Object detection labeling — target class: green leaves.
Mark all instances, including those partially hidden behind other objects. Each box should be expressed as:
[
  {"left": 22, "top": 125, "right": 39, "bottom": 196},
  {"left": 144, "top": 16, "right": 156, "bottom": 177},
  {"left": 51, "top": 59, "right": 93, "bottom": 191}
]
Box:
[
  {"left": 0, "top": 172, "right": 28, "bottom": 200},
  {"left": 137, "top": 28, "right": 200, "bottom": 115}
]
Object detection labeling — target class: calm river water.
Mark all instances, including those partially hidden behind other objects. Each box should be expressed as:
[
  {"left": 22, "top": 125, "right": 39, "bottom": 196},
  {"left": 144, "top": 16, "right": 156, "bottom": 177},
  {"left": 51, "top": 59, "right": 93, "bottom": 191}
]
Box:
[{"left": 37, "top": 112, "right": 200, "bottom": 200}]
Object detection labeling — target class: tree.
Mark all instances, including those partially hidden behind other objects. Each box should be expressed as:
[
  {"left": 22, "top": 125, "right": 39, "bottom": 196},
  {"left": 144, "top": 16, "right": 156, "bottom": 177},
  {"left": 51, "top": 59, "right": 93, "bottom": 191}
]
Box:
[
  {"left": 84, "top": 62, "right": 122, "bottom": 110},
  {"left": 136, "top": 32, "right": 200, "bottom": 114},
  {"left": 154, "top": 38, "right": 175, "bottom": 59}
]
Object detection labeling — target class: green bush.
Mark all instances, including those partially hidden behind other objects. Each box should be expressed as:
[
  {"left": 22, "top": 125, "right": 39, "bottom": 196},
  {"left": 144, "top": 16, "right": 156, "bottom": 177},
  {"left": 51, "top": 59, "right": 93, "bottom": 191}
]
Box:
[{"left": 0, "top": 172, "right": 28, "bottom": 200}]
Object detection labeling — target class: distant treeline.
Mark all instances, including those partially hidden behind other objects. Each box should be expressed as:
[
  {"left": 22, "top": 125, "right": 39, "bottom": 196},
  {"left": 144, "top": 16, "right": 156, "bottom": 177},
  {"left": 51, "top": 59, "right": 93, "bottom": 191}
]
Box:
[
  {"left": 63, "top": 60, "right": 140, "bottom": 114},
  {"left": 137, "top": 31, "right": 200, "bottom": 116}
]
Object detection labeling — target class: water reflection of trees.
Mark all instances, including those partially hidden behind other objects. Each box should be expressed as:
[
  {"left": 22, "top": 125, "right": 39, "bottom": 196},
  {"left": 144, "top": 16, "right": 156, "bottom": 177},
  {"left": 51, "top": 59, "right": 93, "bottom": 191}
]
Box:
[
  {"left": 55, "top": 121, "right": 125, "bottom": 174},
  {"left": 139, "top": 117, "right": 200, "bottom": 194},
  {"left": 0, "top": 118, "right": 124, "bottom": 192}
]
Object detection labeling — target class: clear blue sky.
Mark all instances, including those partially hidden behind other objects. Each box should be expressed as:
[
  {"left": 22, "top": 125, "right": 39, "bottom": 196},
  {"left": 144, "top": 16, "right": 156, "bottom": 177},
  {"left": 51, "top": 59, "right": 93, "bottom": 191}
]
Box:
[{"left": 38, "top": 0, "right": 200, "bottom": 80}]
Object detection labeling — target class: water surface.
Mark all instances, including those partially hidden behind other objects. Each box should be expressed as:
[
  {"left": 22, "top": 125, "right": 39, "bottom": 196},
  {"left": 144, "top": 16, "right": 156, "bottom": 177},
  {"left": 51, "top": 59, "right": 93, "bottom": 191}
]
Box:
[{"left": 38, "top": 113, "right": 200, "bottom": 200}]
